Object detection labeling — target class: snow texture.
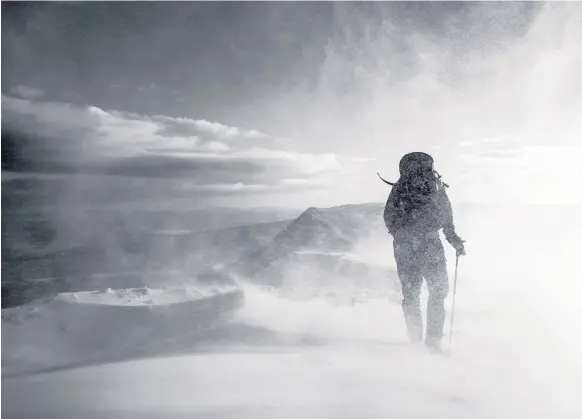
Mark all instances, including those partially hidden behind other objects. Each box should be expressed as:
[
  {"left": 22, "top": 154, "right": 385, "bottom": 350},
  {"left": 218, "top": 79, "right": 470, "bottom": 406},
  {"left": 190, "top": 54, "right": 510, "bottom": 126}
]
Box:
[
  {"left": 3, "top": 280, "right": 582, "bottom": 419},
  {"left": 1, "top": 285, "right": 243, "bottom": 376},
  {"left": 3, "top": 204, "right": 582, "bottom": 419}
]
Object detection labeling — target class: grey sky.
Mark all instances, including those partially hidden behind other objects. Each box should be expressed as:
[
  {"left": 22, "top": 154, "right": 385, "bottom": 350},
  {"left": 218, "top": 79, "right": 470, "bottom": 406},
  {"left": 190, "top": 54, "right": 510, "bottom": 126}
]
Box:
[
  {"left": 2, "top": 3, "right": 536, "bottom": 125},
  {"left": 2, "top": 2, "right": 581, "bottom": 208}
]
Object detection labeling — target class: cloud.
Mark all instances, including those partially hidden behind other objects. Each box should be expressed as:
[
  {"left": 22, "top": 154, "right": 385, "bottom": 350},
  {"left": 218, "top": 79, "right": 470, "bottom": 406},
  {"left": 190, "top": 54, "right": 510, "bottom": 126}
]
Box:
[
  {"left": 153, "top": 115, "right": 269, "bottom": 142},
  {"left": 192, "top": 119, "right": 241, "bottom": 139},
  {"left": 185, "top": 183, "right": 273, "bottom": 193},
  {"left": 244, "top": 129, "right": 269, "bottom": 139},
  {"left": 351, "top": 157, "right": 375, "bottom": 163},
  {"left": 280, "top": 177, "right": 332, "bottom": 187},
  {"left": 10, "top": 85, "right": 44, "bottom": 100},
  {"left": 481, "top": 137, "right": 509, "bottom": 145},
  {"left": 457, "top": 142, "right": 582, "bottom": 204},
  {"left": 1, "top": 96, "right": 349, "bottom": 202},
  {"left": 204, "top": 141, "right": 231, "bottom": 152},
  {"left": 469, "top": 149, "right": 524, "bottom": 160}
]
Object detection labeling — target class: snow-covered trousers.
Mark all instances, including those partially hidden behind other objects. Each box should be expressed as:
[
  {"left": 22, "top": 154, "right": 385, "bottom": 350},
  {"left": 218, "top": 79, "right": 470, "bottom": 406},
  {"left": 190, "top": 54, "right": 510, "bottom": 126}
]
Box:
[{"left": 393, "top": 233, "right": 449, "bottom": 343}]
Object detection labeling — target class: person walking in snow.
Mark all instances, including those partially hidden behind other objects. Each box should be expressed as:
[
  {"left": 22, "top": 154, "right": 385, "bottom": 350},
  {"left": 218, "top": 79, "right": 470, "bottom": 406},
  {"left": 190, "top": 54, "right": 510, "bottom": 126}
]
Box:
[{"left": 382, "top": 152, "right": 465, "bottom": 351}]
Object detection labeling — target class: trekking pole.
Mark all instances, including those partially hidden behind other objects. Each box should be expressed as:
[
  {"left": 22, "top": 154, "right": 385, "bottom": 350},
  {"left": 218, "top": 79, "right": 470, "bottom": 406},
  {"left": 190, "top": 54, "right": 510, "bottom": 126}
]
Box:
[{"left": 448, "top": 254, "right": 460, "bottom": 356}]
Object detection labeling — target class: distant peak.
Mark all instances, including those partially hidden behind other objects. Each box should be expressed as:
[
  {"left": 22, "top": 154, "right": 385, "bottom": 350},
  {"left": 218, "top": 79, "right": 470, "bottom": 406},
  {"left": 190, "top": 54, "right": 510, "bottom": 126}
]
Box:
[{"left": 304, "top": 206, "right": 320, "bottom": 214}]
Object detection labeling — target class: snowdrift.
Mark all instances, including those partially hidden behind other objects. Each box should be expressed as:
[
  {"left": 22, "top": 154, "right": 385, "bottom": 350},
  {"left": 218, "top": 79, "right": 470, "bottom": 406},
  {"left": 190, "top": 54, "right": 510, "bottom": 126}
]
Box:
[{"left": 1, "top": 285, "right": 244, "bottom": 376}]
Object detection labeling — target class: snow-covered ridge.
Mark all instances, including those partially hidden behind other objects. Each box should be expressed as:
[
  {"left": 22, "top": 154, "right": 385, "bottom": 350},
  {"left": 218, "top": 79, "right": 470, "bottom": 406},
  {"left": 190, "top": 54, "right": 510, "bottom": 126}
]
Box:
[
  {"left": 55, "top": 285, "right": 238, "bottom": 307},
  {"left": 237, "top": 203, "right": 387, "bottom": 279}
]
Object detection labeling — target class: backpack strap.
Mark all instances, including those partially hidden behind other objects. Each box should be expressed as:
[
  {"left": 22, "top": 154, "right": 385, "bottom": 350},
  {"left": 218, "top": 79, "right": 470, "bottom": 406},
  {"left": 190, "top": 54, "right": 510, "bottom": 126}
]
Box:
[
  {"left": 434, "top": 170, "right": 449, "bottom": 188},
  {"left": 378, "top": 171, "right": 449, "bottom": 188},
  {"left": 377, "top": 172, "right": 396, "bottom": 186}
]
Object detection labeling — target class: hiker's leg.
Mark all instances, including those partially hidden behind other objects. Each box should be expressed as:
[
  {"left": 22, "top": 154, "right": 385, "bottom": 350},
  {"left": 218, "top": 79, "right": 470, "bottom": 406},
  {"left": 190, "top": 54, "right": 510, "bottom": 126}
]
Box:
[
  {"left": 422, "top": 238, "right": 449, "bottom": 346},
  {"left": 394, "top": 241, "right": 423, "bottom": 342}
]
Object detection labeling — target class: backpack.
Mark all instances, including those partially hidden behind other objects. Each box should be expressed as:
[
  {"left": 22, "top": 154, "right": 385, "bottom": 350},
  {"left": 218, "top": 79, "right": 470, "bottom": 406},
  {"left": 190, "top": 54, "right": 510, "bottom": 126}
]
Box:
[{"left": 380, "top": 152, "right": 448, "bottom": 234}]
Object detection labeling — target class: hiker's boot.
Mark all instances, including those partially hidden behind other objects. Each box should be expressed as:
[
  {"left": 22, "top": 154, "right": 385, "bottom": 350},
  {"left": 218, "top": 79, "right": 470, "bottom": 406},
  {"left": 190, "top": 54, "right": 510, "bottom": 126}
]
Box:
[{"left": 425, "top": 336, "right": 443, "bottom": 353}]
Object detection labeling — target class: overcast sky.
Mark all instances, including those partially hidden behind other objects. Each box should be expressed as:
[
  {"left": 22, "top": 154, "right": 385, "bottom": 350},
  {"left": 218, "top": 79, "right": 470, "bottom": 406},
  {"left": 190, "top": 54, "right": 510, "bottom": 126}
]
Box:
[{"left": 2, "top": 2, "right": 581, "bottom": 209}]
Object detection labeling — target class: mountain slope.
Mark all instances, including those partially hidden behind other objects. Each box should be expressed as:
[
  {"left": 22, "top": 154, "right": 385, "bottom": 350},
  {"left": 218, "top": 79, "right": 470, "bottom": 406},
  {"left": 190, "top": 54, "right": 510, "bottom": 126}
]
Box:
[
  {"left": 234, "top": 203, "right": 397, "bottom": 288},
  {"left": 244, "top": 203, "right": 384, "bottom": 267}
]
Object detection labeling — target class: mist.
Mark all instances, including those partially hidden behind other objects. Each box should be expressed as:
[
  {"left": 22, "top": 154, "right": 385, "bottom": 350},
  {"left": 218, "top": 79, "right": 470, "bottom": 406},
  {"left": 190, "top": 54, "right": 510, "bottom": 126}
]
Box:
[{"left": 2, "top": 2, "right": 582, "bottom": 419}]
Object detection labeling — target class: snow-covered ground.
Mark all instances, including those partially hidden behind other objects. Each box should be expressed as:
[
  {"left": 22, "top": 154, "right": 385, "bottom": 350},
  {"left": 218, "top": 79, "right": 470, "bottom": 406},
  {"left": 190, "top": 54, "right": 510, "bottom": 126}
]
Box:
[
  {"left": 3, "top": 206, "right": 582, "bottom": 419},
  {"left": 3, "top": 282, "right": 582, "bottom": 419},
  {"left": 0, "top": 345, "right": 562, "bottom": 419}
]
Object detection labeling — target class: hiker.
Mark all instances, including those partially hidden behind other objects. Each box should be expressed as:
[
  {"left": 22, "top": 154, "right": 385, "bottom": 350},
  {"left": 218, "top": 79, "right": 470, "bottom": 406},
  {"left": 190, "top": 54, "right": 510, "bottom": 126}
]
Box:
[{"left": 383, "top": 152, "right": 465, "bottom": 351}]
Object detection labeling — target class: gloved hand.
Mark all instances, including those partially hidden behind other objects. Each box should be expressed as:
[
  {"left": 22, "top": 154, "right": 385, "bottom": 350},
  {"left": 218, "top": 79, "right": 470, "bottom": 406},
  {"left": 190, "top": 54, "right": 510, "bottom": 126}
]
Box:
[
  {"left": 447, "top": 235, "right": 466, "bottom": 256},
  {"left": 455, "top": 241, "right": 466, "bottom": 257}
]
